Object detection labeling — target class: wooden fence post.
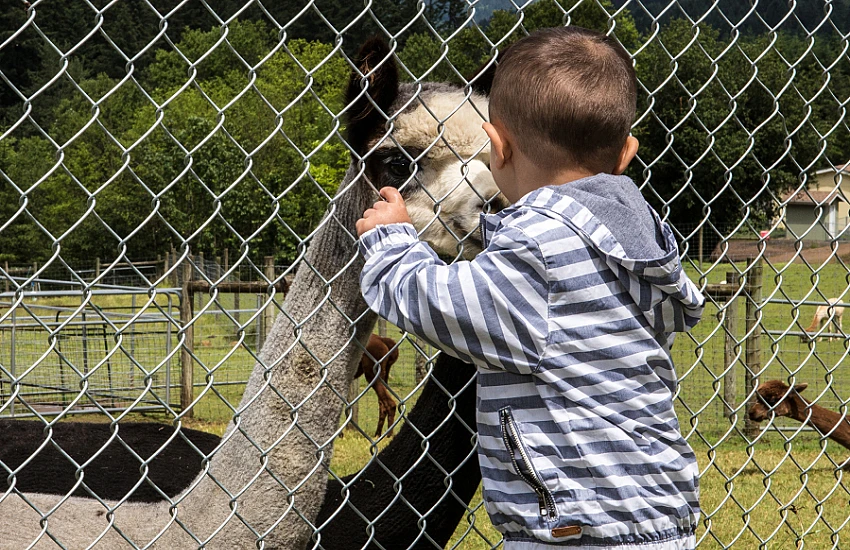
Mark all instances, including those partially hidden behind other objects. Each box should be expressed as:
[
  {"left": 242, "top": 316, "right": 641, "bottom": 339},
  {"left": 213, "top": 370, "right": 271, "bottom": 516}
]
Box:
[
  {"left": 196, "top": 252, "right": 204, "bottom": 311},
  {"left": 414, "top": 337, "right": 428, "bottom": 384},
  {"left": 163, "top": 252, "right": 169, "bottom": 279},
  {"left": 349, "top": 377, "right": 360, "bottom": 432},
  {"left": 723, "top": 271, "right": 739, "bottom": 421},
  {"left": 261, "top": 256, "right": 275, "bottom": 346},
  {"left": 698, "top": 225, "right": 704, "bottom": 270},
  {"left": 744, "top": 257, "right": 763, "bottom": 438},
  {"left": 180, "top": 261, "right": 195, "bottom": 417},
  {"left": 233, "top": 261, "right": 241, "bottom": 334}
]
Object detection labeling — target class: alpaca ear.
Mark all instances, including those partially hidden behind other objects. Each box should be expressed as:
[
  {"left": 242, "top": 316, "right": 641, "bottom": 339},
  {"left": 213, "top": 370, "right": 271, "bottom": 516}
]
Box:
[
  {"left": 468, "top": 57, "right": 497, "bottom": 96},
  {"left": 345, "top": 37, "right": 399, "bottom": 156},
  {"left": 794, "top": 383, "right": 809, "bottom": 393}
]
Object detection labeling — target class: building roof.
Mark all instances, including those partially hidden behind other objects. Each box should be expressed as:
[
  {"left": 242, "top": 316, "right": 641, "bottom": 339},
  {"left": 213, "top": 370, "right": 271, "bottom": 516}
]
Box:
[
  {"left": 815, "top": 160, "right": 850, "bottom": 176},
  {"left": 781, "top": 188, "right": 843, "bottom": 205}
]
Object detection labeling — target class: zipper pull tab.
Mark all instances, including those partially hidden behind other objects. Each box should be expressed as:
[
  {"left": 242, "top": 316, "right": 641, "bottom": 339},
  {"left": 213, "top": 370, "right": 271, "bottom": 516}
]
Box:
[{"left": 536, "top": 491, "right": 547, "bottom": 516}]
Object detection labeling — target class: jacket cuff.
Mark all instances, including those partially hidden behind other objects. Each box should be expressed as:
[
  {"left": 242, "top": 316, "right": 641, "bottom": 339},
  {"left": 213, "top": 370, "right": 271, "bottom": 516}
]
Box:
[{"left": 359, "top": 223, "right": 420, "bottom": 261}]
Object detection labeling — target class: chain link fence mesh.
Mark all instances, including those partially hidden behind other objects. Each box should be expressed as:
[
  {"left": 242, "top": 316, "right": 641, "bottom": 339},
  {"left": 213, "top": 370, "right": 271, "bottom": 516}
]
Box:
[{"left": 2, "top": 0, "right": 850, "bottom": 548}]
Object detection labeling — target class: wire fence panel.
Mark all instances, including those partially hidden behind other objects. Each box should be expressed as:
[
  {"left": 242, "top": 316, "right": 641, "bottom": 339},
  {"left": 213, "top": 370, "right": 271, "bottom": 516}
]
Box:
[{"left": 2, "top": 0, "right": 850, "bottom": 548}]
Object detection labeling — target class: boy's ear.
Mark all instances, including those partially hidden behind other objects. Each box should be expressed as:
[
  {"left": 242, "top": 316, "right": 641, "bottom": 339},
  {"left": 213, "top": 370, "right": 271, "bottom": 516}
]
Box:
[
  {"left": 345, "top": 37, "right": 399, "bottom": 155},
  {"left": 483, "top": 121, "right": 511, "bottom": 169},
  {"left": 612, "top": 136, "right": 639, "bottom": 175},
  {"left": 468, "top": 57, "right": 497, "bottom": 96}
]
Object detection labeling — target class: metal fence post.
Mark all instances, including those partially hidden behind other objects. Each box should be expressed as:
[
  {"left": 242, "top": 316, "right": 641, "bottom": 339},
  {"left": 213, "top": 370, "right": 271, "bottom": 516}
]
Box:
[
  {"left": 180, "top": 261, "right": 194, "bottom": 417},
  {"left": 744, "top": 257, "right": 763, "bottom": 438}
]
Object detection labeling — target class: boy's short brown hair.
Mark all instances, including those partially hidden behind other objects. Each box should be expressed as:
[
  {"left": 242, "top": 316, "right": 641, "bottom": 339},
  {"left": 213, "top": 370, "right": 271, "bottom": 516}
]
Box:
[{"left": 489, "top": 26, "right": 637, "bottom": 174}]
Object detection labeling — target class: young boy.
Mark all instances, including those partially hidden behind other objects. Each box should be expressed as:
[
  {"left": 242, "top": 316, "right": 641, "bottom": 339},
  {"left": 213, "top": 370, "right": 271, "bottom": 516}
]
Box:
[{"left": 356, "top": 26, "right": 704, "bottom": 549}]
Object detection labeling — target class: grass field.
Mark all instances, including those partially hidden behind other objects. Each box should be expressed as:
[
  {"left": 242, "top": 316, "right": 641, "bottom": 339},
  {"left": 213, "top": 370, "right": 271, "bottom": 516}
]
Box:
[{"left": 2, "top": 257, "right": 850, "bottom": 548}]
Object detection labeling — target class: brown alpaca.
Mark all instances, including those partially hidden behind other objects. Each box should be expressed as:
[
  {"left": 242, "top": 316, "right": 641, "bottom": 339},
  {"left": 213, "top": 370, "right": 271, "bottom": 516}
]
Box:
[
  {"left": 749, "top": 380, "right": 850, "bottom": 465},
  {"left": 802, "top": 298, "right": 844, "bottom": 341},
  {"left": 354, "top": 334, "right": 400, "bottom": 438}
]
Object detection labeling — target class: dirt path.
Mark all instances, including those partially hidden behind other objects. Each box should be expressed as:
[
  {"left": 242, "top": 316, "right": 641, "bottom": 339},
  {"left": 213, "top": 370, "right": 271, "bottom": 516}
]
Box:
[{"left": 710, "top": 238, "right": 850, "bottom": 264}]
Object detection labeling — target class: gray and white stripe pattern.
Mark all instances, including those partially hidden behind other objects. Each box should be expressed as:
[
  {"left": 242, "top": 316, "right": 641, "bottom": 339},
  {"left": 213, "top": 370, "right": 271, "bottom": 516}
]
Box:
[{"left": 360, "top": 182, "right": 704, "bottom": 548}]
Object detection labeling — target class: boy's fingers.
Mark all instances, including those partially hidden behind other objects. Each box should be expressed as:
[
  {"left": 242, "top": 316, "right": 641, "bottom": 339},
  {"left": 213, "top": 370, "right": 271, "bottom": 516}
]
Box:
[{"left": 379, "top": 187, "right": 404, "bottom": 205}]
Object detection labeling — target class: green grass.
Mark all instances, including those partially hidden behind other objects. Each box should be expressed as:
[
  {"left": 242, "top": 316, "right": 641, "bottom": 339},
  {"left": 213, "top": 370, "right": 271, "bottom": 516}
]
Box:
[{"left": 3, "top": 258, "right": 850, "bottom": 548}]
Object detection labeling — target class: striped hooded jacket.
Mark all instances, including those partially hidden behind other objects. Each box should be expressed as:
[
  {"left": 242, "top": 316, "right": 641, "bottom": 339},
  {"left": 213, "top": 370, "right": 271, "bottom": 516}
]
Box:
[{"left": 359, "top": 175, "right": 705, "bottom": 548}]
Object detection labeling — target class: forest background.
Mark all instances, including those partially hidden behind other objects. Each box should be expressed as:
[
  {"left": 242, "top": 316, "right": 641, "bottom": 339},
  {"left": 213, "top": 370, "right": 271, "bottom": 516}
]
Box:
[{"left": 2, "top": 0, "right": 849, "bottom": 266}]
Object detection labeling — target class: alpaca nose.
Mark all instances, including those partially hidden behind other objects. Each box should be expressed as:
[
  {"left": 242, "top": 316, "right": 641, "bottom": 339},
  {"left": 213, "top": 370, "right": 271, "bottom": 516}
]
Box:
[
  {"left": 465, "top": 159, "right": 506, "bottom": 211},
  {"left": 487, "top": 193, "right": 510, "bottom": 212}
]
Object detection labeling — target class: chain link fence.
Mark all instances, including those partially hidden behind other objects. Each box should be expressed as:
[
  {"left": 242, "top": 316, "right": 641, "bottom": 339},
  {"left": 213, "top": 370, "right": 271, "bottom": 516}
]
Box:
[{"left": 2, "top": 0, "right": 850, "bottom": 548}]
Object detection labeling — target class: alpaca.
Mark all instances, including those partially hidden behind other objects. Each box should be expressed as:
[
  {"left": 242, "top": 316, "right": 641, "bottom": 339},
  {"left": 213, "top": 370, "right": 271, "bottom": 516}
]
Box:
[
  {"left": 801, "top": 298, "right": 844, "bottom": 341},
  {"left": 0, "top": 38, "right": 501, "bottom": 548},
  {"left": 354, "top": 334, "right": 399, "bottom": 438},
  {"left": 749, "top": 380, "right": 850, "bottom": 459}
]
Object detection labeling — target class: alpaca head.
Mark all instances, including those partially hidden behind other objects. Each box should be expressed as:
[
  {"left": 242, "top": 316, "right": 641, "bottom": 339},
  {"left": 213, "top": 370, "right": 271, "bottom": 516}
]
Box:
[
  {"left": 748, "top": 380, "right": 809, "bottom": 422},
  {"left": 345, "top": 38, "right": 507, "bottom": 258}
]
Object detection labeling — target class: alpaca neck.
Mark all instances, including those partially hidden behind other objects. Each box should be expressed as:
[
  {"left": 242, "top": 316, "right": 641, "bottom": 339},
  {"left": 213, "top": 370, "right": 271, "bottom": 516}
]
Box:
[
  {"left": 178, "top": 164, "right": 378, "bottom": 547},
  {"left": 806, "top": 312, "right": 823, "bottom": 332},
  {"left": 787, "top": 395, "right": 850, "bottom": 450}
]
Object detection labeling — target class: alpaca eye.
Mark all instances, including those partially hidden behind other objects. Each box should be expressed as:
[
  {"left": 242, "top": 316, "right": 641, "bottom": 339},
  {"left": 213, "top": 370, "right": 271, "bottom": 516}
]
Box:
[{"left": 384, "top": 155, "right": 414, "bottom": 179}]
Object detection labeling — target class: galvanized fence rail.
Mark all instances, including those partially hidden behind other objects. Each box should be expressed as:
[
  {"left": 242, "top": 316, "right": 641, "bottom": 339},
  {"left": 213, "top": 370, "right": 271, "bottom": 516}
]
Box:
[{"left": 2, "top": 0, "right": 850, "bottom": 548}]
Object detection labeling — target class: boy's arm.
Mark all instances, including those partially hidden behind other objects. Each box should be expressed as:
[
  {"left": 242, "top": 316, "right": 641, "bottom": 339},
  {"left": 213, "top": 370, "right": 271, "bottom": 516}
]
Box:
[{"left": 359, "top": 223, "right": 549, "bottom": 375}]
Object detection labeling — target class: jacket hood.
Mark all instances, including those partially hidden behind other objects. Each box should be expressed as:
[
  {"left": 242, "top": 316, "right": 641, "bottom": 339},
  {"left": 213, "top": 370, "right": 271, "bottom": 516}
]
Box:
[{"left": 484, "top": 175, "right": 704, "bottom": 334}]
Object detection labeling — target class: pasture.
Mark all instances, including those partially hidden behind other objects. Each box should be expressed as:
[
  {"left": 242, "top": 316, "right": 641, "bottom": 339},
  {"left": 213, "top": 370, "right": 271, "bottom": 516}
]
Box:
[{"left": 1, "top": 254, "right": 848, "bottom": 548}]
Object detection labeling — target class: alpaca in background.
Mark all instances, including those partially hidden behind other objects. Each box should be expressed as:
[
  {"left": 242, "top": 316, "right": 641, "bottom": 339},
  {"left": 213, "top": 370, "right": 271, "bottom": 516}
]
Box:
[
  {"left": 749, "top": 380, "right": 850, "bottom": 466},
  {"left": 802, "top": 298, "right": 844, "bottom": 341},
  {"left": 355, "top": 334, "right": 400, "bottom": 438}
]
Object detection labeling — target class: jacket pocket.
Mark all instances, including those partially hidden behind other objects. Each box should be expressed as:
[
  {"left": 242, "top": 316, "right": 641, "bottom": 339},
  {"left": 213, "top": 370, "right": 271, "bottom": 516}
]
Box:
[{"left": 499, "top": 407, "right": 558, "bottom": 521}]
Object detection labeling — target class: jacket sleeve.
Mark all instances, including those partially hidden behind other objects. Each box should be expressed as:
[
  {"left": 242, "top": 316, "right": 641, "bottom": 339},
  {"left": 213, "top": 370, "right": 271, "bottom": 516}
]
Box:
[{"left": 359, "top": 223, "right": 549, "bottom": 375}]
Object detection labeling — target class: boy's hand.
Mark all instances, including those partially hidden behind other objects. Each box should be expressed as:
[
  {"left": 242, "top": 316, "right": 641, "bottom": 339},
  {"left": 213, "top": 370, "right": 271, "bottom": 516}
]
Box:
[{"left": 356, "top": 187, "right": 413, "bottom": 237}]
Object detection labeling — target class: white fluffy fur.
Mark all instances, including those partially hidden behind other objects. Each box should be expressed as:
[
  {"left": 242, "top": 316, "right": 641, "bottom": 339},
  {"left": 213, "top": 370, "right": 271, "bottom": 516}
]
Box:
[
  {"left": 386, "top": 90, "right": 490, "bottom": 159},
  {"left": 388, "top": 91, "right": 500, "bottom": 258},
  {"left": 0, "top": 91, "right": 500, "bottom": 548}
]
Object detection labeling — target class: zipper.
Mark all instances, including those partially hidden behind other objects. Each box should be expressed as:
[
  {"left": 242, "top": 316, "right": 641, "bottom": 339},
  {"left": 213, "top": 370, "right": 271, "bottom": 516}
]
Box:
[
  {"left": 499, "top": 407, "right": 558, "bottom": 520},
  {"left": 479, "top": 215, "right": 488, "bottom": 248}
]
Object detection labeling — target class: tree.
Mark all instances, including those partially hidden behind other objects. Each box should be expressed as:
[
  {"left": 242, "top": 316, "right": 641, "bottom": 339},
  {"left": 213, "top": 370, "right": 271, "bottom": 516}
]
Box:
[
  {"left": 0, "top": 20, "right": 350, "bottom": 266},
  {"left": 629, "top": 20, "right": 828, "bottom": 240},
  {"left": 399, "top": 0, "right": 640, "bottom": 85}
]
